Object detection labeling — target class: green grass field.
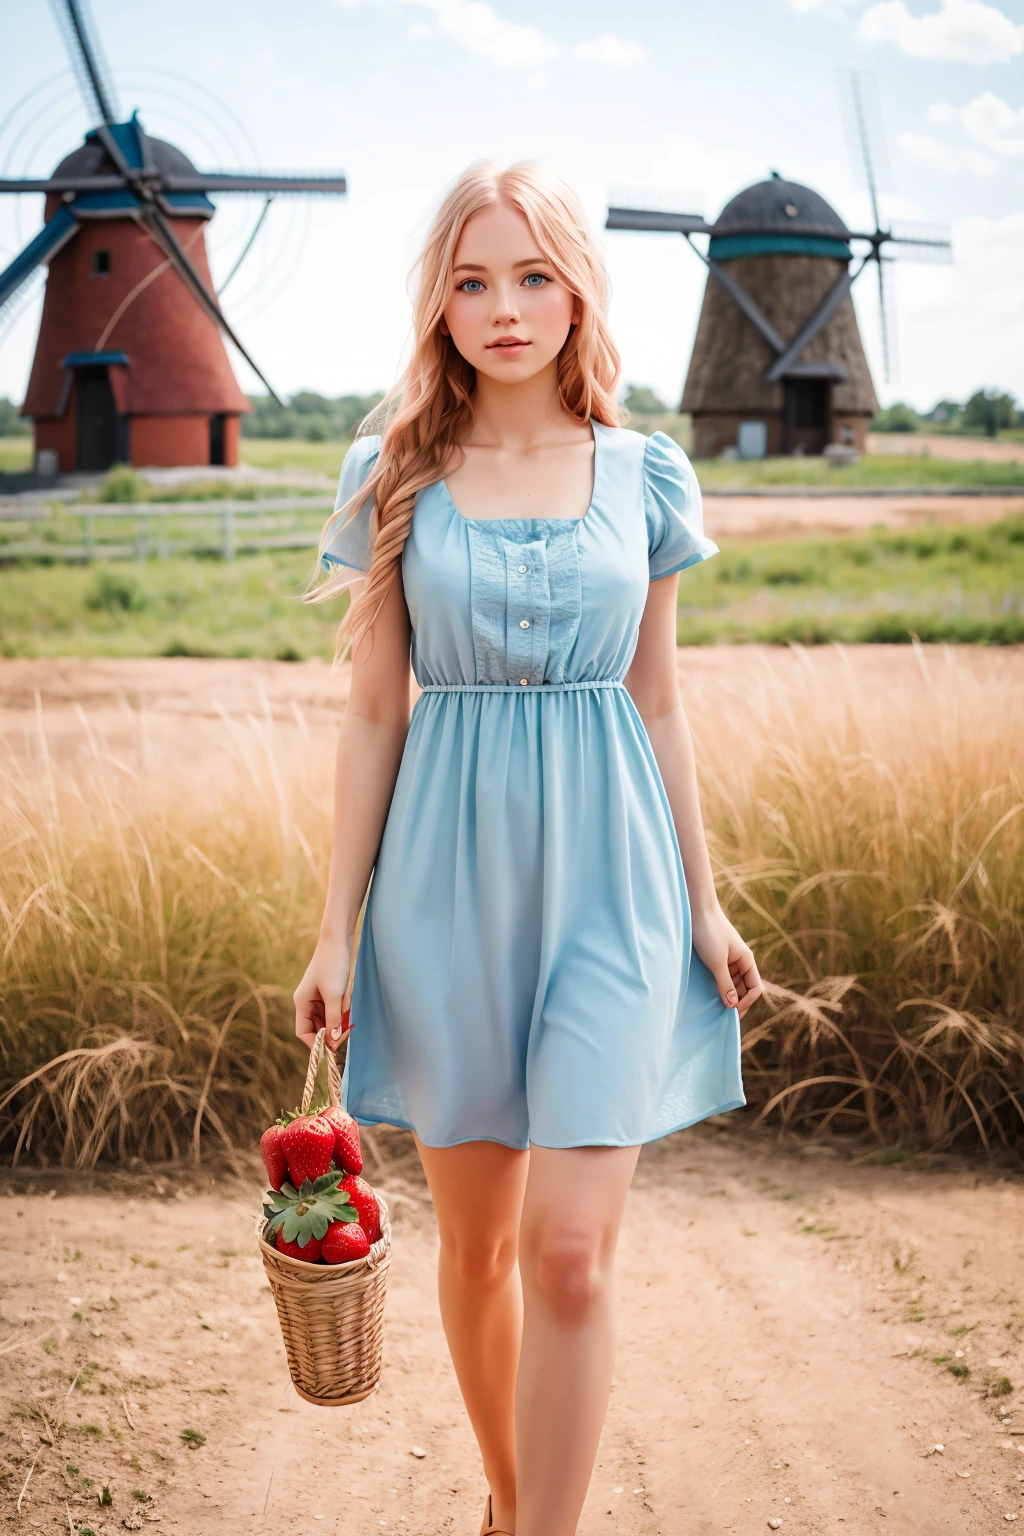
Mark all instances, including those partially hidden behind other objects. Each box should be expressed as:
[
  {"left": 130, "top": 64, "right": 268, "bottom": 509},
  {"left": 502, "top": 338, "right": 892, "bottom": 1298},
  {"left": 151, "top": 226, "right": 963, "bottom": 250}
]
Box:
[
  {"left": 3, "top": 432, "right": 1021, "bottom": 488},
  {"left": 692, "top": 454, "right": 1024, "bottom": 490},
  {"left": 238, "top": 434, "right": 1024, "bottom": 489},
  {"left": 677, "top": 516, "right": 1024, "bottom": 644},
  {"left": 2, "top": 516, "right": 1021, "bottom": 658},
  {"left": 0, "top": 436, "right": 32, "bottom": 471}
]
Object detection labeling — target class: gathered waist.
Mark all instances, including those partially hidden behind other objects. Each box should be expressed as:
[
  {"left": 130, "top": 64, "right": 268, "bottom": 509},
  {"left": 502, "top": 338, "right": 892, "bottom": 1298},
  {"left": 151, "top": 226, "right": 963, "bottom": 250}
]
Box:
[{"left": 417, "top": 680, "right": 625, "bottom": 695}]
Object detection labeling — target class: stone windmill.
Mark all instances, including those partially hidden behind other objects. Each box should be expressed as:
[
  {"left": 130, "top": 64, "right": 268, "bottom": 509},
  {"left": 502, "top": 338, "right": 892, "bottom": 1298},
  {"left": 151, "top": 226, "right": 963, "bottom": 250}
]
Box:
[{"left": 607, "top": 76, "right": 952, "bottom": 458}]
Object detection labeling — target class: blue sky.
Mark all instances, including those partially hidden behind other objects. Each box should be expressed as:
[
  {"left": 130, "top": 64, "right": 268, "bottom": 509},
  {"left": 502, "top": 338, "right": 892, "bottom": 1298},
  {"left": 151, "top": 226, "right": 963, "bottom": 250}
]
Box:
[{"left": 1, "top": 0, "right": 1022, "bottom": 413}]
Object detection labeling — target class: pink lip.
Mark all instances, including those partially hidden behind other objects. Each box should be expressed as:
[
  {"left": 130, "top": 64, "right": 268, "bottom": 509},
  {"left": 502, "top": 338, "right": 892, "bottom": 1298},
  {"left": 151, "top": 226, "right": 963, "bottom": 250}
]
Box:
[{"left": 487, "top": 338, "right": 530, "bottom": 351}]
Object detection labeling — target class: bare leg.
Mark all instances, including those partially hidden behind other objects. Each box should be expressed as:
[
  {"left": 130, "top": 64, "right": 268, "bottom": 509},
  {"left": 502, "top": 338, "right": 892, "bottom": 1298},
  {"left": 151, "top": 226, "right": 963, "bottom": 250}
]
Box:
[
  {"left": 414, "top": 1136, "right": 529, "bottom": 1533},
  {"left": 515, "top": 1144, "right": 641, "bottom": 1536}
]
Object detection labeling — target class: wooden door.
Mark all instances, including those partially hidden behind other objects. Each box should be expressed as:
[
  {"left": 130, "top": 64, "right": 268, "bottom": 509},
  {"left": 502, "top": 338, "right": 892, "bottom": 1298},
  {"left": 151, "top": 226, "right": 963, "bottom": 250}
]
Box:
[
  {"left": 75, "top": 367, "right": 129, "bottom": 470},
  {"left": 782, "top": 379, "right": 831, "bottom": 456}
]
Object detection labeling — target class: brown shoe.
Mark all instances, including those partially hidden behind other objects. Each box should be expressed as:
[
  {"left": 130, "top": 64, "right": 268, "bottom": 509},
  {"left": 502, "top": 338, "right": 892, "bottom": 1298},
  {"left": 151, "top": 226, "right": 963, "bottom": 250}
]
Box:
[{"left": 480, "top": 1494, "right": 514, "bottom": 1535}]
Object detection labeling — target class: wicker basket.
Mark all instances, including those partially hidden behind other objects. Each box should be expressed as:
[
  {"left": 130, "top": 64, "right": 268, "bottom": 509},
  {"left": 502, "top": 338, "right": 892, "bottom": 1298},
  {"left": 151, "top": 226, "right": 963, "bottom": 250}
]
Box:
[{"left": 256, "top": 1029, "right": 391, "bottom": 1406}]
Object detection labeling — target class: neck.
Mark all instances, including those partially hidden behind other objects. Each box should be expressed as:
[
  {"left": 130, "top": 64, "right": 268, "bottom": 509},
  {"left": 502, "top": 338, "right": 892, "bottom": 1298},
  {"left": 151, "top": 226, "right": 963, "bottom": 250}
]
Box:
[{"left": 467, "top": 361, "right": 577, "bottom": 449}]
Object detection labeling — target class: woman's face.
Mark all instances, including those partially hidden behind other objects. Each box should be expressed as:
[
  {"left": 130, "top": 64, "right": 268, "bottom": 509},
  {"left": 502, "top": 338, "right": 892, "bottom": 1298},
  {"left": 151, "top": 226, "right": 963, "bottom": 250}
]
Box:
[{"left": 442, "top": 201, "right": 580, "bottom": 386}]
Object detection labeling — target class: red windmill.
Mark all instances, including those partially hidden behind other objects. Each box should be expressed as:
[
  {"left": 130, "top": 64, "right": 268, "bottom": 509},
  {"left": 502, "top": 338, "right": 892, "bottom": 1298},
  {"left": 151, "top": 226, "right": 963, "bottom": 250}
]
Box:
[{"left": 0, "top": 0, "right": 346, "bottom": 472}]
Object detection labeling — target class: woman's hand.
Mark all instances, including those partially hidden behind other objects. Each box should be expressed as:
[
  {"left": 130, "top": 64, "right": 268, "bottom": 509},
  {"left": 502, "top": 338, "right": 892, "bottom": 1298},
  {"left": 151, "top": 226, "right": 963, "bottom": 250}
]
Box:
[
  {"left": 293, "top": 934, "right": 353, "bottom": 1051},
  {"left": 691, "top": 903, "right": 762, "bottom": 1017}
]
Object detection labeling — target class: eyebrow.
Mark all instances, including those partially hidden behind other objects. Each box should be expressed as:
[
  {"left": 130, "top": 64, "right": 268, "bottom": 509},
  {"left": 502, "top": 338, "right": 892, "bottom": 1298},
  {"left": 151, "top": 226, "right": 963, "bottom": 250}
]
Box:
[{"left": 453, "top": 258, "right": 550, "bottom": 273}]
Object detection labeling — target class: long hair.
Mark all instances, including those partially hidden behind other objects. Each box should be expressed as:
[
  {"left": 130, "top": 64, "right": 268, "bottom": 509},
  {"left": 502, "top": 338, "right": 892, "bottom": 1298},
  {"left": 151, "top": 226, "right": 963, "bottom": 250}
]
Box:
[{"left": 307, "top": 160, "right": 622, "bottom": 656}]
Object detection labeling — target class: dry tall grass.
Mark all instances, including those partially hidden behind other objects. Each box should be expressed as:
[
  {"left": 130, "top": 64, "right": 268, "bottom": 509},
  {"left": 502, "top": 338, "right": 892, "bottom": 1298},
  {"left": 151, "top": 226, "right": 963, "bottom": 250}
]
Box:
[
  {"left": 0, "top": 699, "right": 328, "bottom": 1167},
  {"left": 1, "top": 646, "right": 1021, "bottom": 1165},
  {"left": 691, "top": 646, "right": 1024, "bottom": 1153}
]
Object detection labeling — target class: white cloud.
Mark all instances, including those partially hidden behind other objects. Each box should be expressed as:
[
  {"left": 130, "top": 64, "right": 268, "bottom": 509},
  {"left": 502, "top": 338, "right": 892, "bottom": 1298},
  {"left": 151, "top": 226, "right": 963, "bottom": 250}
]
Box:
[
  {"left": 898, "top": 129, "right": 997, "bottom": 175},
  {"left": 573, "top": 34, "right": 646, "bottom": 70},
  {"left": 929, "top": 91, "right": 1024, "bottom": 155},
  {"left": 858, "top": 0, "right": 1024, "bottom": 65},
  {"left": 428, "top": 0, "right": 558, "bottom": 69},
  {"left": 335, "top": 0, "right": 644, "bottom": 73}
]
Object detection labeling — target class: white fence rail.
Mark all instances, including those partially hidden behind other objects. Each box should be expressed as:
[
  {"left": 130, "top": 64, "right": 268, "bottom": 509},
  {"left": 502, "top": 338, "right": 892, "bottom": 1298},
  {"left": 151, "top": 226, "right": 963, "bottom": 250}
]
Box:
[{"left": 0, "top": 498, "right": 332, "bottom": 563}]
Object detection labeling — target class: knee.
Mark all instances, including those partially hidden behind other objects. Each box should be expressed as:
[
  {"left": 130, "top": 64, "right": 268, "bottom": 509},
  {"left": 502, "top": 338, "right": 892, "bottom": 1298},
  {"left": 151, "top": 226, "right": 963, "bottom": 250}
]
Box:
[
  {"left": 523, "top": 1235, "right": 605, "bottom": 1325},
  {"left": 440, "top": 1229, "right": 517, "bottom": 1292}
]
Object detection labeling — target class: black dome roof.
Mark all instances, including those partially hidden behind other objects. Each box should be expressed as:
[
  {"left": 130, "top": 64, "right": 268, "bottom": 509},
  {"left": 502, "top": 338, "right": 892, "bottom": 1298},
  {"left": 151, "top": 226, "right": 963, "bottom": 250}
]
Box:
[
  {"left": 713, "top": 174, "right": 849, "bottom": 240},
  {"left": 52, "top": 133, "right": 199, "bottom": 180}
]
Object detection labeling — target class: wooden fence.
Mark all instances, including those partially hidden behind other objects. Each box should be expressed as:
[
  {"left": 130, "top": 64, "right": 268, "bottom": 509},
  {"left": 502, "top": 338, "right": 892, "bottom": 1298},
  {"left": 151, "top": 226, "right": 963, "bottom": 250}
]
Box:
[{"left": 0, "top": 498, "right": 330, "bottom": 563}]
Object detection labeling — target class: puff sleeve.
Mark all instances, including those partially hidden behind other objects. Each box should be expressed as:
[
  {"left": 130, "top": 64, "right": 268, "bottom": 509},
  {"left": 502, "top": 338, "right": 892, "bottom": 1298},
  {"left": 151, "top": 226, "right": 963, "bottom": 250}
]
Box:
[
  {"left": 643, "top": 430, "right": 718, "bottom": 580},
  {"left": 320, "top": 434, "right": 382, "bottom": 573}
]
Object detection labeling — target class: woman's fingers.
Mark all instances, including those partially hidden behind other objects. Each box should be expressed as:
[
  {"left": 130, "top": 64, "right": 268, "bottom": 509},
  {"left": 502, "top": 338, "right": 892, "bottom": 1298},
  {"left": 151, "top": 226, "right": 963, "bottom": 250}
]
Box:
[
  {"left": 729, "top": 946, "right": 762, "bottom": 1015},
  {"left": 293, "top": 976, "right": 325, "bottom": 1051},
  {"left": 321, "top": 992, "right": 346, "bottom": 1048},
  {"left": 710, "top": 955, "right": 739, "bottom": 1010}
]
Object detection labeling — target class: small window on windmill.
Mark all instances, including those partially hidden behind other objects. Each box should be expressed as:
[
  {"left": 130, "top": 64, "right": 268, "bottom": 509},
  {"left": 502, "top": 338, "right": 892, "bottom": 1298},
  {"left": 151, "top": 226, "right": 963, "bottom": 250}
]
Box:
[
  {"left": 783, "top": 203, "right": 799, "bottom": 218},
  {"left": 737, "top": 421, "right": 768, "bottom": 460},
  {"left": 91, "top": 249, "right": 111, "bottom": 276}
]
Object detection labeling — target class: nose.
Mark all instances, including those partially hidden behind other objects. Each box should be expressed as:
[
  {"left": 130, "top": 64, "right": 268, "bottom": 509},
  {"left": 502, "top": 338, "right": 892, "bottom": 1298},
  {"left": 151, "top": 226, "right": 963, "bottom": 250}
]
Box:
[{"left": 492, "top": 281, "right": 521, "bottom": 326}]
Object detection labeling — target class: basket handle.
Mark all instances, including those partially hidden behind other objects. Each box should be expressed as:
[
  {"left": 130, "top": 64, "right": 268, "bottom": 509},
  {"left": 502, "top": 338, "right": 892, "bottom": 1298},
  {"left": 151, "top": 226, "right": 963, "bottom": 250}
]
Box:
[{"left": 301, "top": 1027, "right": 343, "bottom": 1114}]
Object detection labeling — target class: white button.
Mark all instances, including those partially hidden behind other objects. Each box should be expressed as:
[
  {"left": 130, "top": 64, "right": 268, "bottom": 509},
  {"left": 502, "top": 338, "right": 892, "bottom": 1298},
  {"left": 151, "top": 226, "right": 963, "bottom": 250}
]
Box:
[
  {"left": 518, "top": 564, "right": 528, "bottom": 574},
  {"left": 520, "top": 619, "right": 530, "bottom": 629},
  {"left": 519, "top": 678, "right": 529, "bottom": 686}
]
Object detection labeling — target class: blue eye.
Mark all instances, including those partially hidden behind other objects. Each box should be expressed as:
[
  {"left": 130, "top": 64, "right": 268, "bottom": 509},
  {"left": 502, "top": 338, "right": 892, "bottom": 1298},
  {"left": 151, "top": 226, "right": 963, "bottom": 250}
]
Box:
[
  {"left": 458, "top": 278, "right": 485, "bottom": 293},
  {"left": 523, "top": 272, "right": 549, "bottom": 287}
]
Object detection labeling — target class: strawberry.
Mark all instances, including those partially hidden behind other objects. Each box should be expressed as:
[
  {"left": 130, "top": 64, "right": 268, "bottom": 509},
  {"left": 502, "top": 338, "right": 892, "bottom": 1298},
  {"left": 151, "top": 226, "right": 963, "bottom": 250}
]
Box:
[
  {"left": 280, "top": 1114, "right": 335, "bottom": 1186},
  {"left": 338, "top": 1174, "right": 381, "bottom": 1244},
  {"left": 259, "top": 1123, "right": 288, "bottom": 1191},
  {"left": 321, "top": 1221, "right": 370, "bottom": 1265},
  {"left": 322, "top": 1106, "right": 363, "bottom": 1176},
  {"left": 276, "top": 1229, "right": 322, "bottom": 1263}
]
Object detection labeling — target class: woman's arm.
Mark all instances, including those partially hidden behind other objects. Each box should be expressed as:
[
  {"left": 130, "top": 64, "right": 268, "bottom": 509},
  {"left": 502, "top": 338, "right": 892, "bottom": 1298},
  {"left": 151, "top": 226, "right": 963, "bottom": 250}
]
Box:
[
  {"left": 293, "top": 575, "right": 412, "bottom": 1050},
  {"left": 625, "top": 574, "right": 761, "bottom": 1016}
]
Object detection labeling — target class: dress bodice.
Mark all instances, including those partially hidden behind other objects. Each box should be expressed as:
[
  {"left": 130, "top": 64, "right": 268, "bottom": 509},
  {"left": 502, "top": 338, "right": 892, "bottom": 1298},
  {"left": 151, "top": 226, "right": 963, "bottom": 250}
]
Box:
[{"left": 321, "top": 421, "right": 717, "bottom": 690}]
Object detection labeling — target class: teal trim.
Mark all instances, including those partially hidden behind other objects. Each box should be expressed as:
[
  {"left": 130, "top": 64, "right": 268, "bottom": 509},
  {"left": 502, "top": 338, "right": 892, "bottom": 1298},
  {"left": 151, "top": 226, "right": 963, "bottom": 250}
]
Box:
[{"left": 709, "top": 234, "right": 851, "bottom": 262}]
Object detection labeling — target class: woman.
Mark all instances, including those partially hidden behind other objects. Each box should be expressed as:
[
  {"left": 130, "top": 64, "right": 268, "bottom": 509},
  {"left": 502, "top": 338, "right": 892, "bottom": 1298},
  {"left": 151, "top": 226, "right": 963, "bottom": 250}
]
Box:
[{"left": 294, "top": 161, "right": 761, "bottom": 1536}]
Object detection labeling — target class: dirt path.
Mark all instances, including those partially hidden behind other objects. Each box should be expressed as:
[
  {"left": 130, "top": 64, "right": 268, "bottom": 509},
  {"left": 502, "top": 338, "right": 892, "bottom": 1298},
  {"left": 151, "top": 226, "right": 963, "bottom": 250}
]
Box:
[
  {"left": 701, "top": 493, "right": 1024, "bottom": 541},
  {"left": 866, "top": 435, "right": 1024, "bottom": 465},
  {"left": 2, "top": 1130, "right": 1021, "bottom": 1536}
]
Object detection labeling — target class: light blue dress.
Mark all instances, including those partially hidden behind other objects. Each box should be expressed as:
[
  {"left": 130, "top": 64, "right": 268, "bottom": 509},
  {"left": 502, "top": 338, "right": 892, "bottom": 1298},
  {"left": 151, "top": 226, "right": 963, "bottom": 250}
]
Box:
[{"left": 322, "top": 420, "right": 744, "bottom": 1150}]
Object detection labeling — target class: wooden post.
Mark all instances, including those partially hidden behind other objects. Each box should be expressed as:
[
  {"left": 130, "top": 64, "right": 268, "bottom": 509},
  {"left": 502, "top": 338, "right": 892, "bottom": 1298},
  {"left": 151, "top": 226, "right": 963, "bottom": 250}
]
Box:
[
  {"left": 222, "top": 506, "right": 235, "bottom": 560},
  {"left": 84, "top": 511, "right": 94, "bottom": 561}
]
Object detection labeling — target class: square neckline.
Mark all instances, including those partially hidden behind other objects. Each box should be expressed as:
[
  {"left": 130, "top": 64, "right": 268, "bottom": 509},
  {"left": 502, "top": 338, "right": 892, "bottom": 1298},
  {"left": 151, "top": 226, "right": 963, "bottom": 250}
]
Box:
[{"left": 438, "top": 418, "right": 600, "bottom": 530}]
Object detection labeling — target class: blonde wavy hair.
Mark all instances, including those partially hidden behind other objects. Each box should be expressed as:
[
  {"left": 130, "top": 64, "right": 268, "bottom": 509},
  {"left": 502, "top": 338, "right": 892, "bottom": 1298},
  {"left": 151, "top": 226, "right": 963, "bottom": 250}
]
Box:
[{"left": 308, "top": 160, "right": 622, "bottom": 655}]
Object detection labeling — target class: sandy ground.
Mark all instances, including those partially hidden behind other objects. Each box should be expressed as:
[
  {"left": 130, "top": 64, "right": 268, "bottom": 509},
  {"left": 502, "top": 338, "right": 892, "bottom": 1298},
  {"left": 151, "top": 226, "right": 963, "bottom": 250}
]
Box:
[
  {"left": 2, "top": 645, "right": 1023, "bottom": 753},
  {"left": 1, "top": 1130, "right": 1022, "bottom": 1536},
  {"left": 865, "top": 435, "right": 1024, "bottom": 465},
  {"left": 702, "top": 493, "right": 1024, "bottom": 541},
  {"left": 2, "top": 653, "right": 1023, "bottom": 1534}
]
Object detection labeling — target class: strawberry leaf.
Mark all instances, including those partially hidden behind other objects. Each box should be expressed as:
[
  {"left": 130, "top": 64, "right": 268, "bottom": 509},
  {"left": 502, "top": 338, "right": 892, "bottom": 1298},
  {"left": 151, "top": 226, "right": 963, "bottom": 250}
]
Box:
[{"left": 265, "top": 1179, "right": 356, "bottom": 1245}]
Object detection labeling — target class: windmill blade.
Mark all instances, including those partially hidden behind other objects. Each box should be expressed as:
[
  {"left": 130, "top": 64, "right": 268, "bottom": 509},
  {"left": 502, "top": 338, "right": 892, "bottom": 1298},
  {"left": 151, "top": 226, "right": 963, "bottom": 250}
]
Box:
[
  {"left": 606, "top": 206, "right": 711, "bottom": 234},
  {"left": 217, "top": 198, "right": 272, "bottom": 296},
  {"left": 765, "top": 259, "right": 867, "bottom": 383},
  {"left": 138, "top": 202, "right": 283, "bottom": 405},
  {"left": 50, "top": 0, "right": 121, "bottom": 126},
  {"left": 0, "top": 175, "right": 128, "bottom": 195},
  {"left": 164, "top": 172, "right": 348, "bottom": 196},
  {"left": 0, "top": 207, "right": 79, "bottom": 323},
  {"left": 605, "top": 185, "right": 709, "bottom": 234},
  {"left": 888, "top": 220, "right": 953, "bottom": 263},
  {"left": 876, "top": 256, "right": 900, "bottom": 386},
  {"left": 842, "top": 70, "right": 892, "bottom": 234}
]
